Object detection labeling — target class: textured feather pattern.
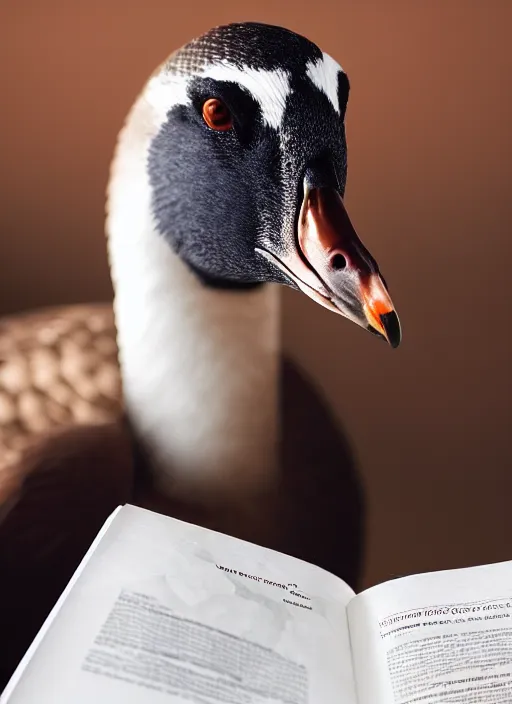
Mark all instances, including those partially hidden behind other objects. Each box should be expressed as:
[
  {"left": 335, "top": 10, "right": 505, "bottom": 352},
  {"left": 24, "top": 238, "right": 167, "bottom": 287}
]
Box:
[
  {"left": 164, "top": 23, "right": 322, "bottom": 76},
  {"left": 0, "top": 304, "right": 122, "bottom": 512}
]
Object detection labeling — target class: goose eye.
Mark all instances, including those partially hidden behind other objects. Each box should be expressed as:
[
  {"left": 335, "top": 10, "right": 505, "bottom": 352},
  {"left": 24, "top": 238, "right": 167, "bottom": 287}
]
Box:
[{"left": 202, "top": 98, "right": 233, "bottom": 131}]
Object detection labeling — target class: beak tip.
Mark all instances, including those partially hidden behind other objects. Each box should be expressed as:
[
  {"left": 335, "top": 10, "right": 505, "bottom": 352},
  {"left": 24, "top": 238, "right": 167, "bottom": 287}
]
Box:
[{"left": 379, "top": 311, "right": 402, "bottom": 349}]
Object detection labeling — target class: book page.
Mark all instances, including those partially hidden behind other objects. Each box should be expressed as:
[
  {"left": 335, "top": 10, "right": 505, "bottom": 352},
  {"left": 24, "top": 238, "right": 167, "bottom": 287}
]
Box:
[
  {"left": 2, "top": 504, "right": 357, "bottom": 704},
  {"left": 347, "top": 560, "right": 512, "bottom": 704}
]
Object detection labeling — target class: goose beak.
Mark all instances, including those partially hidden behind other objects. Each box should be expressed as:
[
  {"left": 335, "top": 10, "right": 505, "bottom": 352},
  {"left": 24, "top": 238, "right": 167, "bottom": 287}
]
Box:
[{"left": 257, "top": 182, "right": 401, "bottom": 348}]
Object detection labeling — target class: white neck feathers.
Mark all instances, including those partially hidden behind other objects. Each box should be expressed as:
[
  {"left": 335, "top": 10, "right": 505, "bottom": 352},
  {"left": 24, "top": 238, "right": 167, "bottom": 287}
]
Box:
[{"left": 106, "top": 91, "right": 281, "bottom": 504}]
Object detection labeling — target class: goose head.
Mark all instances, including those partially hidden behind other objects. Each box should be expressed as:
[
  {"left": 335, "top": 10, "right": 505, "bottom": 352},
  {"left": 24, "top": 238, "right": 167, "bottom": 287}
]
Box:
[{"left": 141, "top": 21, "right": 401, "bottom": 347}]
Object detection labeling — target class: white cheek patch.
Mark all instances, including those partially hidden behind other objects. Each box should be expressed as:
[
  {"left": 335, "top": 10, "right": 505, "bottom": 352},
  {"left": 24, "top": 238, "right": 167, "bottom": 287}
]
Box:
[
  {"left": 306, "top": 52, "right": 343, "bottom": 114},
  {"left": 200, "top": 62, "right": 291, "bottom": 129},
  {"left": 144, "top": 63, "right": 291, "bottom": 130}
]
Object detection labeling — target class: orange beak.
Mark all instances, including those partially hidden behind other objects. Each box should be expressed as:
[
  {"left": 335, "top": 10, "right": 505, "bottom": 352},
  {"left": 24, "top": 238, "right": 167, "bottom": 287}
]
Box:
[{"left": 257, "top": 183, "right": 401, "bottom": 348}]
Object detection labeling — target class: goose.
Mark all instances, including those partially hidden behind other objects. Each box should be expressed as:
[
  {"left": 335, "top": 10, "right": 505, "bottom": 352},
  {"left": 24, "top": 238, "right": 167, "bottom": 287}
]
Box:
[{"left": 0, "top": 21, "right": 400, "bottom": 686}]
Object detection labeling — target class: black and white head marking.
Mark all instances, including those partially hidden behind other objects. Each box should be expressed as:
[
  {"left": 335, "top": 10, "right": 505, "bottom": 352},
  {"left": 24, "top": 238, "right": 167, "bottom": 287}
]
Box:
[{"left": 145, "top": 22, "right": 350, "bottom": 290}]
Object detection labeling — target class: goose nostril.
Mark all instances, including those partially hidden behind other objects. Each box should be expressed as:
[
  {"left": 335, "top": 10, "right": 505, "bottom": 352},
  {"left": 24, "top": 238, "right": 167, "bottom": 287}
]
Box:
[{"left": 331, "top": 253, "right": 347, "bottom": 271}]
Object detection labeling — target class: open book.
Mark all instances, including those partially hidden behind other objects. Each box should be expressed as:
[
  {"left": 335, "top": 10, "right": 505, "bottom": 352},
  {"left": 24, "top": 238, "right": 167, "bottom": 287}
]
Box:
[{"left": 2, "top": 504, "right": 512, "bottom": 704}]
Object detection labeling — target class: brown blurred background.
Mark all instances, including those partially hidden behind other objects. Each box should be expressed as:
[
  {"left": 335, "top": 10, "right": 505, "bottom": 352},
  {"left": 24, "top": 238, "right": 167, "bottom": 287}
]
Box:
[{"left": 0, "top": 1, "right": 511, "bottom": 589}]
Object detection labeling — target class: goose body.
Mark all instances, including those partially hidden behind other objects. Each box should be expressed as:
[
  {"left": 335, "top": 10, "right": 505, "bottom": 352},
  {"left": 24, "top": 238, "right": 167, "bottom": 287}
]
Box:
[{"left": 0, "top": 22, "right": 401, "bottom": 687}]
